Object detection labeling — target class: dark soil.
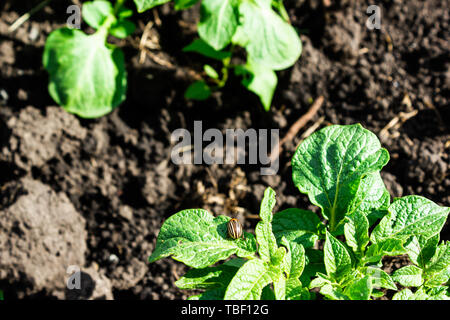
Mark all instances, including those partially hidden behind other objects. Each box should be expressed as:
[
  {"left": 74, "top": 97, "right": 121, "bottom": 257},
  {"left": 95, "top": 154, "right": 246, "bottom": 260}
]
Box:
[{"left": 0, "top": 0, "right": 448, "bottom": 300}]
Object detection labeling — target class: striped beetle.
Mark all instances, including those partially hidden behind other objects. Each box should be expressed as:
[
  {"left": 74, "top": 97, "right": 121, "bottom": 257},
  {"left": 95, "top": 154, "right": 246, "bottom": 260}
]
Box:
[{"left": 227, "top": 218, "right": 243, "bottom": 239}]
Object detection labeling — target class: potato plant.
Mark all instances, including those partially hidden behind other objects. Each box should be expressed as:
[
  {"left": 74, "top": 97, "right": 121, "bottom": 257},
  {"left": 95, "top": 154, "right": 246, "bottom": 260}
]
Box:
[
  {"left": 149, "top": 124, "right": 450, "bottom": 300},
  {"left": 43, "top": 0, "right": 301, "bottom": 117},
  {"left": 43, "top": 0, "right": 135, "bottom": 118},
  {"left": 136, "top": 0, "right": 302, "bottom": 110}
]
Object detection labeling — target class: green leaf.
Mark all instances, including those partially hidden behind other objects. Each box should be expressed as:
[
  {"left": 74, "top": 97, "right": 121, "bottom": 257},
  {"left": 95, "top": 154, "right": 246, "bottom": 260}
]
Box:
[
  {"left": 392, "top": 288, "right": 414, "bottom": 300},
  {"left": 301, "top": 249, "right": 326, "bottom": 287},
  {"left": 188, "top": 288, "right": 226, "bottom": 300},
  {"left": 365, "top": 266, "right": 397, "bottom": 290},
  {"left": 185, "top": 81, "right": 212, "bottom": 100},
  {"left": 371, "top": 196, "right": 449, "bottom": 243},
  {"left": 224, "top": 259, "right": 275, "bottom": 300},
  {"left": 110, "top": 19, "right": 136, "bottom": 39},
  {"left": 364, "top": 238, "right": 405, "bottom": 264},
  {"left": 271, "top": 247, "right": 287, "bottom": 266},
  {"left": 272, "top": 208, "right": 320, "bottom": 249},
  {"left": 134, "top": 0, "right": 170, "bottom": 12},
  {"left": 273, "top": 276, "right": 286, "bottom": 300},
  {"left": 183, "top": 39, "right": 232, "bottom": 60},
  {"left": 259, "top": 187, "right": 276, "bottom": 223},
  {"left": 43, "top": 28, "right": 127, "bottom": 118},
  {"left": 175, "top": 261, "right": 243, "bottom": 290},
  {"left": 347, "top": 172, "right": 390, "bottom": 225},
  {"left": 283, "top": 240, "right": 306, "bottom": 279},
  {"left": 260, "top": 285, "right": 276, "bottom": 300},
  {"left": 82, "top": 1, "right": 114, "bottom": 30},
  {"left": 292, "top": 124, "right": 389, "bottom": 232},
  {"left": 424, "top": 242, "right": 449, "bottom": 281},
  {"left": 286, "top": 278, "right": 310, "bottom": 300},
  {"left": 279, "top": 238, "right": 292, "bottom": 277},
  {"left": 371, "top": 289, "right": 384, "bottom": 298},
  {"left": 344, "top": 210, "right": 369, "bottom": 254},
  {"left": 198, "top": 0, "right": 239, "bottom": 50},
  {"left": 255, "top": 188, "right": 278, "bottom": 263},
  {"left": 117, "top": 7, "right": 133, "bottom": 19},
  {"left": 204, "top": 65, "right": 219, "bottom": 79},
  {"left": 233, "top": 0, "right": 301, "bottom": 70},
  {"left": 392, "top": 265, "right": 423, "bottom": 287},
  {"left": 319, "top": 284, "right": 349, "bottom": 300},
  {"left": 148, "top": 209, "right": 256, "bottom": 268},
  {"left": 309, "top": 273, "right": 331, "bottom": 289},
  {"left": 344, "top": 276, "right": 372, "bottom": 300},
  {"left": 426, "top": 269, "right": 450, "bottom": 287},
  {"left": 324, "top": 231, "right": 352, "bottom": 281},
  {"left": 424, "top": 286, "right": 450, "bottom": 300},
  {"left": 174, "top": 0, "right": 200, "bottom": 10},
  {"left": 235, "top": 60, "right": 277, "bottom": 111},
  {"left": 255, "top": 221, "right": 277, "bottom": 263},
  {"left": 404, "top": 235, "right": 439, "bottom": 268}
]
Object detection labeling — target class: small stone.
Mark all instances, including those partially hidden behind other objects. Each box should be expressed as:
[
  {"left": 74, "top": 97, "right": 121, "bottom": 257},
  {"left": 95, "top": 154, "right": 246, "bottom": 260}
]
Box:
[
  {"left": 29, "top": 26, "right": 39, "bottom": 42},
  {"left": 119, "top": 205, "right": 133, "bottom": 221},
  {"left": 109, "top": 254, "right": 119, "bottom": 263},
  {"left": 0, "top": 89, "right": 8, "bottom": 104}
]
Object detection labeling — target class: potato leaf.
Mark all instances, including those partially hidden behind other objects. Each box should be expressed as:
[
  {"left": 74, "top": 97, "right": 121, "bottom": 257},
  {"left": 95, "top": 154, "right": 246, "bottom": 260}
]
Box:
[
  {"left": 424, "top": 242, "right": 449, "bottom": 280},
  {"left": 134, "top": 0, "right": 170, "bottom": 12},
  {"left": 232, "top": 0, "right": 301, "bottom": 70},
  {"left": 272, "top": 208, "right": 320, "bottom": 249},
  {"left": 282, "top": 239, "right": 306, "bottom": 279},
  {"left": 324, "top": 231, "right": 352, "bottom": 281},
  {"left": 183, "top": 38, "right": 232, "bottom": 60},
  {"left": 371, "top": 196, "right": 449, "bottom": 243},
  {"left": 292, "top": 124, "right": 389, "bottom": 232},
  {"left": 235, "top": 60, "right": 278, "bottom": 111},
  {"left": 224, "top": 259, "right": 276, "bottom": 300},
  {"left": 185, "top": 80, "right": 212, "bottom": 100},
  {"left": 344, "top": 210, "right": 369, "bottom": 254},
  {"left": 392, "top": 265, "right": 423, "bottom": 287},
  {"left": 198, "top": 0, "right": 239, "bottom": 50},
  {"left": 364, "top": 238, "right": 405, "bottom": 264},
  {"left": 344, "top": 276, "right": 372, "bottom": 300},
  {"left": 110, "top": 19, "right": 136, "bottom": 39},
  {"left": 148, "top": 209, "right": 257, "bottom": 268},
  {"left": 347, "top": 171, "right": 390, "bottom": 225},
  {"left": 404, "top": 235, "right": 439, "bottom": 268},
  {"left": 175, "top": 260, "right": 243, "bottom": 290},
  {"left": 365, "top": 266, "right": 397, "bottom": 290},
  {"left": 174, "top": 0, "right": 200, "bottom": 10},
  {"left": 255, "top": 188, "right": 278, "bottom": 263},
  {"left": 43, "top": 28, "right": 127, "bottom": 118},
  {"left": 286, "top": 278, "right": 310, "bottom": 300},
  {"left": 82, "top": 1, "right": 115, "bottom": 30}
]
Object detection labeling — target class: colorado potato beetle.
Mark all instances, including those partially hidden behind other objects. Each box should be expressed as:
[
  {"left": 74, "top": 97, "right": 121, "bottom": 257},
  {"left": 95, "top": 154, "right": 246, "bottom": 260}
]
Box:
[{"left": 227, "top": 218, "right": 243, "bottom": 239}]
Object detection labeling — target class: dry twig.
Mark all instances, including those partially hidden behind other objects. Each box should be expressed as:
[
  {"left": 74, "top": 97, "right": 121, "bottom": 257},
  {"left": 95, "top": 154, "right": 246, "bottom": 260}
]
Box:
[
  {"left": 269, "top": 96, "right": 324, "bottom": 163},
  {"left": 9, "top": 0, "right": 52, "bottom": 32},
  {"left": 379, "top": 109, "right": 418, "bottom": 141}
]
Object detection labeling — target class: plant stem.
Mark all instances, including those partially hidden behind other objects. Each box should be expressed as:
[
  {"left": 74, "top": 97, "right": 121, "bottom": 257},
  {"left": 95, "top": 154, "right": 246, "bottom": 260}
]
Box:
[
  {"left": 114, "top": 0, "right": 126, "bottom": 14},
  {"left": 96, "top": 15, "right": 116, "bottom": 40},
  {"left": 329, "top": 208, "right": 336, "bottom": 232},
  {"left": 212, "top": 45, "right": 234, "bottom": 89},
  {"left": 272, "top": 0, "right": 290, "bottom": 22}
]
